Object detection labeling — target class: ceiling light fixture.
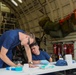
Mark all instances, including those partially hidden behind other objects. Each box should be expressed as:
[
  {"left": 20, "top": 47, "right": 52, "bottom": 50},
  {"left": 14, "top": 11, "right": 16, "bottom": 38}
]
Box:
[
  {"left": 11, "top": 0, "right": 18, "bottom": 6},
  {"left": 18, "top": 0, "right": 22, "bottom": 3}
]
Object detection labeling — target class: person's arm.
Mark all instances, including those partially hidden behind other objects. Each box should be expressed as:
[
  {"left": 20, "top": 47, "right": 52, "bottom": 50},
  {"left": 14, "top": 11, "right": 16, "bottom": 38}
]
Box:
[
  {"left": 33, "top": 60, "right": 50, "bottom": 65},
  {"left": 24, "top": 45, "right": 36, "bottom": 67},
  {"left": 0, "top": 46, "right": 17, "bottom": 67},
  {"left": 33, "top": 60, "right": 40, "bottom": 64},
  {"left": 43, "top": 51, "right": 53, "bottom": 62},
  {"left": 49, "top": 57, "right": 53, "bottom": 62},
  {"left": 33, "top": 58, "right": 53, "bottom": 64}
]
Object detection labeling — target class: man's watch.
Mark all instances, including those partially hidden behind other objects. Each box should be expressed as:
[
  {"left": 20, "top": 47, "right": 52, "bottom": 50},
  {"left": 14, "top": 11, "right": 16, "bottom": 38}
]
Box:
[{"left": 28, "top": 62, "right": 33, "bottom": 64}]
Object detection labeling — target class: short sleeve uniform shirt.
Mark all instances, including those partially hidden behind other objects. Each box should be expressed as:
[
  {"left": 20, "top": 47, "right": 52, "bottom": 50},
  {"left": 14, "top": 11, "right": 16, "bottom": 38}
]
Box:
[
  {"left": 32, "top": 50, "right": 50, "bottom": 61},
  {"left": 0, "top": 29, "right": 25, "bottom": 58}
]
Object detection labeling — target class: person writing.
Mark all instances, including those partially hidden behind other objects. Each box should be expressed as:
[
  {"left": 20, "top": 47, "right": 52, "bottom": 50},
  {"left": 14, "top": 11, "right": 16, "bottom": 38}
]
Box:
[
  {"left": 0, "top": 29, "right": 35, "bottom": 68},
  {"left": 30, "top": 42, "right": 52, "bottom": 64}
]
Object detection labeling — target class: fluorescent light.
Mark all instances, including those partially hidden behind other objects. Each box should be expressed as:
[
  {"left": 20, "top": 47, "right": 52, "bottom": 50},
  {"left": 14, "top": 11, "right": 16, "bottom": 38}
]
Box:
[
  {"left": 11, "top": 0, "right": 18, "bottom": 6},
  {"left": 18, "top": 0, "right": 22, "bottom": 3}
]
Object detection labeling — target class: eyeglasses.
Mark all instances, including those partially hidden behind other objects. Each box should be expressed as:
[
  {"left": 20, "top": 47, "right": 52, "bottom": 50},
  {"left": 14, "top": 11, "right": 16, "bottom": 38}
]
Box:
[{"left": 27, "top": 38, "right": 30, "bottom": 45}]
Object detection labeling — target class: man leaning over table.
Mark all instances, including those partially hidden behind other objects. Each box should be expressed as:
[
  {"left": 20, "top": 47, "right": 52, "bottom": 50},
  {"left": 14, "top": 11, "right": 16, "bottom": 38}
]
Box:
[{"left": 0, "top": 29, "right": 36, "bottom": 68}]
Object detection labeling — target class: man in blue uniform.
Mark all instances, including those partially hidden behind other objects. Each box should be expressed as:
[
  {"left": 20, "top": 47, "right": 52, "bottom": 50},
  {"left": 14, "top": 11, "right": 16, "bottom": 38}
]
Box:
[
  {"left": 30, "top": 42, "right": 52, "bottom": 64},
  {"left": 30, "top": 42, "right": 57, "bottom": 75},
  {"left": 0, "top": 29, "right": 35, "bottom": 68}
]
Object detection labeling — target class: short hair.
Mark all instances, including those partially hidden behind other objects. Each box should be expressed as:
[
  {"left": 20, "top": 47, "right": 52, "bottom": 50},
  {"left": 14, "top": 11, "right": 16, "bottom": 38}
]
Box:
[
  {"left": 26, "top": 32, "right": 35, "bottom": 38},
  {"left": 30, "top": 42, "right": 38, "bottom": 48},
  {"left": 29, "top": 33, "right": 35, "bottom": 39},
  {"left": 26, "top": 32, "right": 36, "bottom": 42}
]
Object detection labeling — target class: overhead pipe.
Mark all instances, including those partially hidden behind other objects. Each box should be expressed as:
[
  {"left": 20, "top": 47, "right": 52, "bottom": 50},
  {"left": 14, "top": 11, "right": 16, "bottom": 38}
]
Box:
[{"left": 46, "top": 0, "right": 54, "bottom": 22}]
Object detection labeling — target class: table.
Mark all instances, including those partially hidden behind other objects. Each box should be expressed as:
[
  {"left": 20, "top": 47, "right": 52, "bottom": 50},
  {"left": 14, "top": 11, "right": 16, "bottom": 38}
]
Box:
[{"left": 0, "top": 63, "right": 76, "bottom": 75}]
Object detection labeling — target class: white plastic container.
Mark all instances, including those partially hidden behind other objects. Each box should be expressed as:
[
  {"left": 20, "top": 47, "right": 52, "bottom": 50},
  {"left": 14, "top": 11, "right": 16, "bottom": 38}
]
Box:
[
  {"left": 23, "top": 64, "right": 29, "bottom": 72},
  {"left": 65, "top": 54, "right": 72, "bottom": 65}
]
